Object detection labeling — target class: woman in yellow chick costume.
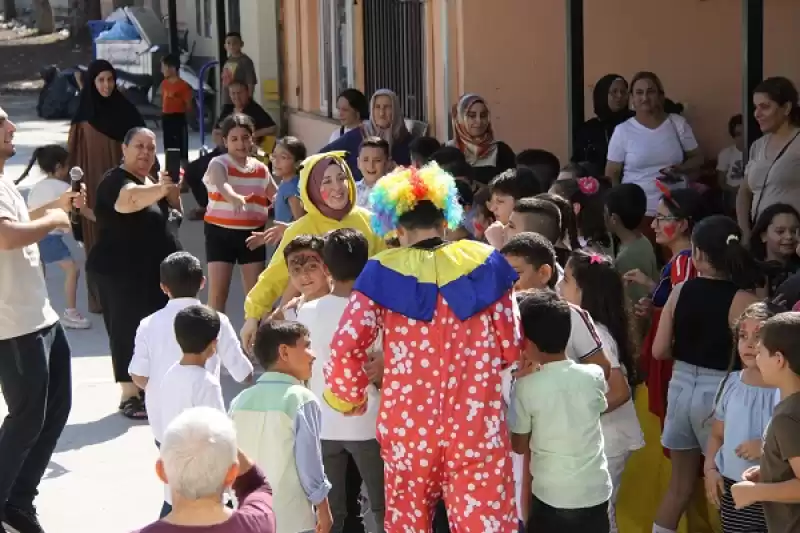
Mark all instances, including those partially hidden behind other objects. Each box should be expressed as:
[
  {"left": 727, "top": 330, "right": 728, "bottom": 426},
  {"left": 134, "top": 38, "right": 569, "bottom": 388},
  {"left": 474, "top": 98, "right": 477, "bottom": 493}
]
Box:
[{"left": 240, "top": 151, "right": 385, "bottom": 350}]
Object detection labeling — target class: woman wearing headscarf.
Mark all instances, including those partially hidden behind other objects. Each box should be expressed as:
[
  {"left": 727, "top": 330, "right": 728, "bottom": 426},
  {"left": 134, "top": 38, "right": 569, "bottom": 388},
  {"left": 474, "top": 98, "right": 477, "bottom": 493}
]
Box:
[
  {"left": 67, "top": 59, "right": 145, "bottom": 312},
  {"left": 446, "top": 93, "right": 515, "bottom": 185},
  {"left": 573, "top": 74, "right": 633, "bottom": 176},
  {"left": 321, "top": 89, "right": 414, "bottom": 181},
  {"left": 240, "top": 151, "right": 385, "bottom": 349}
]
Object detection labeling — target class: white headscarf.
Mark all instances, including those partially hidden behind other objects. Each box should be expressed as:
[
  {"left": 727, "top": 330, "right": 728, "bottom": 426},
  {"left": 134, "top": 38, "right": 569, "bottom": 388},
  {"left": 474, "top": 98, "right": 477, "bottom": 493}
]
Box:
[{"left": 362, "top": 89, "right": 410, "bottom": 152}]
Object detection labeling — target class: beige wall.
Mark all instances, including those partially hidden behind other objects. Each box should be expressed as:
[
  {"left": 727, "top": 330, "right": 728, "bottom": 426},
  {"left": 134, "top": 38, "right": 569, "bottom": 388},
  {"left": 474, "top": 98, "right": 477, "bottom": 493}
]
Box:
[
  {"left": 278, "top": 0, "right": 800, "bottom": 162},
  {"left": 456, "top": 0, "right": 800, "bottom": 162}
]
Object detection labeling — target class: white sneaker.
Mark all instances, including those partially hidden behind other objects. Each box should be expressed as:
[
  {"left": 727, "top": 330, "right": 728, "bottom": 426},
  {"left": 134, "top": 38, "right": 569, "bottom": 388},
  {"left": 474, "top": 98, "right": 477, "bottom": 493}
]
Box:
[{"left": 62, "top": 309, "right": 91, "bottom": 329}]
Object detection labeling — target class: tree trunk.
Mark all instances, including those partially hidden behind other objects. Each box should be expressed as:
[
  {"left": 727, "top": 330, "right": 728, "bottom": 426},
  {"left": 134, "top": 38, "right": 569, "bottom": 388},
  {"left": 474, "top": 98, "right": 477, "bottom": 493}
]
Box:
[
  {"left": 3, "top": 0, "right": 17, "bottom": 21},
  {"left": 32, "top": 0, "right": 55, "bottom": 34}
]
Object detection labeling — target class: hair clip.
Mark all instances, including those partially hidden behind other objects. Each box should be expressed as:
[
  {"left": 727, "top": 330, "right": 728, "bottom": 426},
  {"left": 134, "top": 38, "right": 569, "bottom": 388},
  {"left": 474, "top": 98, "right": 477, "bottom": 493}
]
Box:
[
  {"left": 577, "top": 176, "right": 600, "bottom": 196},
  {"left": 726, "top": 234, "right": 740, "bottom": 245},
  {"left": 589, "top": 253, "right": 605, "bottom": 265}
]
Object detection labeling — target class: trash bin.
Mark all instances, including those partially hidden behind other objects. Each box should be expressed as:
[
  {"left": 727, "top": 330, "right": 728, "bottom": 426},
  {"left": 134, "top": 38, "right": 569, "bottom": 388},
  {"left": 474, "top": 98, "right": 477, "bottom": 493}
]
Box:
[{"left": 88, "top": 20, "right": 115, "bottom": 59}]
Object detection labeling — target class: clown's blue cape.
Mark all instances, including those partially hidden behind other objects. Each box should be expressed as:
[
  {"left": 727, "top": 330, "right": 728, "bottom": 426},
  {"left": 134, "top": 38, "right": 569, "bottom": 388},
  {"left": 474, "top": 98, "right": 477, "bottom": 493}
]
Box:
[{"left": 353, "top": 240, "right": 518, "bottom": 322}]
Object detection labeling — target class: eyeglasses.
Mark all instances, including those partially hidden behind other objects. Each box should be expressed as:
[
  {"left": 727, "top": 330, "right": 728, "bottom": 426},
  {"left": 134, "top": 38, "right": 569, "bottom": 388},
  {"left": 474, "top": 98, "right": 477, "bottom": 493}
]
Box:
[{"left": 653, "top": 214, "right": 681, "bottom": 223}]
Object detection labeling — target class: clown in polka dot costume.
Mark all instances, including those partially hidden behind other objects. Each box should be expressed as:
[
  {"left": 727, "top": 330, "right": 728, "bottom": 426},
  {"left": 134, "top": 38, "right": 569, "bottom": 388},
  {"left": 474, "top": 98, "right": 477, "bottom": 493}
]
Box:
[{"left": 323, "top": 163, "right": 522, "bottom": 532}]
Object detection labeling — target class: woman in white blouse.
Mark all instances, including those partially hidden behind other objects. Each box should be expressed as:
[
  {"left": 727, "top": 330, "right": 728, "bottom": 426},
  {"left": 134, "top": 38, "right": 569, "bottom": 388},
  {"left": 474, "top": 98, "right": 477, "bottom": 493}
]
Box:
[
  {"left": 605, "top": 71, "right": 704, "bottom": 242},
  {"left": 328, "top": 88, "right": 369, "bottom": 143}
]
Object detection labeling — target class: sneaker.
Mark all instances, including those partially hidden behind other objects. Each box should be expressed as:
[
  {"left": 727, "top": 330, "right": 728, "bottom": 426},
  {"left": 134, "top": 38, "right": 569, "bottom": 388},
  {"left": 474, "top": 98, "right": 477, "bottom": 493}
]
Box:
[
  {"left": 3, "top": 505, "right": 44, "bottom": 533},
  {"left": 61, "top": 309, "right": 90, "bottom": 330}
]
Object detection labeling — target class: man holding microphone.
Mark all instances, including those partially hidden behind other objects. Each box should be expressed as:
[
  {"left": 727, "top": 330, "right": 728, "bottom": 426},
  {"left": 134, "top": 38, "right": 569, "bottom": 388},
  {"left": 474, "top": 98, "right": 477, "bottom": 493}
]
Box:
[{"left": 0, "top": 106, "right": 82, "bottom": 533}]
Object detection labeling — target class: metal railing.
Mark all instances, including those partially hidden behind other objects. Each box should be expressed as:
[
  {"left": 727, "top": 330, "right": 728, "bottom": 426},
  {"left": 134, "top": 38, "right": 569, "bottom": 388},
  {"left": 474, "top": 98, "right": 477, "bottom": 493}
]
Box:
[{"left": 363, "top": 0, "right": 427, "bottom": 121}]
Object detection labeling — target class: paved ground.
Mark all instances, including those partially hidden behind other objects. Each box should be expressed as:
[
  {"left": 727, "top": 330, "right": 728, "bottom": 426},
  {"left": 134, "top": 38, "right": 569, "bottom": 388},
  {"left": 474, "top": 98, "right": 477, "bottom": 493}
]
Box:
[{"left": 0, "top": 94, "right": 251, "bottom": 532}]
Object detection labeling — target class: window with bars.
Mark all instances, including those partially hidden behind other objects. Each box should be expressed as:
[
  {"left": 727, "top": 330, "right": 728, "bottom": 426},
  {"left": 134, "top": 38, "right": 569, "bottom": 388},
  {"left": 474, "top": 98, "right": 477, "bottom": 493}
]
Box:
[{"left": 363, "top": 0, "right": 426, "bottom": 121}]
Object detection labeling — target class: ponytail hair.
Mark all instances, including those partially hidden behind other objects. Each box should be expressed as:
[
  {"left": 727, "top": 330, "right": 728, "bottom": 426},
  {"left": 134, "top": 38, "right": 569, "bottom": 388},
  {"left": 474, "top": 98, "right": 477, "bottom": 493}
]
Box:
[
  {"left": 535, "top": 192, "right": 580, "bottom": 251},
  {"left": 567, "top": 250, "right": 638, "bottom": 391},
  {"left": 691, "top": 215, "right": 764, "bottom": 290},
  {"left": 15, "top": 144, "right": 69, "bottom": 185}
]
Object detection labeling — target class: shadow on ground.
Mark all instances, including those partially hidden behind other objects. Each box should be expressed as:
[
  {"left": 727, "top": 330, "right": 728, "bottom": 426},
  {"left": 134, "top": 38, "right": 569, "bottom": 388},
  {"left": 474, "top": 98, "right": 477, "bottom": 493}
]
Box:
[{"left": 0, "top": 29, "right": 91, "bottom": 91}]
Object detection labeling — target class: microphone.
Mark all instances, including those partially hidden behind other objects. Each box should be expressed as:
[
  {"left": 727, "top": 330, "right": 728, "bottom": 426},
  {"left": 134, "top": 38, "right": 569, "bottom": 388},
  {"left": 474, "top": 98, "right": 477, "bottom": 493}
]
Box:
[{"left": 69, "top": 166, "right": 83, "bottom": 224}]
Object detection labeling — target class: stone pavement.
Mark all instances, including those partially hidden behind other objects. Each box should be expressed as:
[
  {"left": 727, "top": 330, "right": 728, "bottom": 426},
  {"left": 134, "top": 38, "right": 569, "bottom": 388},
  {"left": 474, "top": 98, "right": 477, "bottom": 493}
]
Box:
[{"left": 0, "top": 94, "right": 252, "bottom": 533}]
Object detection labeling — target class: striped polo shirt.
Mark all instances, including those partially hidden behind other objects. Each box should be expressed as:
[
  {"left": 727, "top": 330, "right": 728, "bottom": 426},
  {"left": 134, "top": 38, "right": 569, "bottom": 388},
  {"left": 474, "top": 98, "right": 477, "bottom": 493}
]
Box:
[{"left": 203, "top": 154, "right": 272, "bottom": 230}]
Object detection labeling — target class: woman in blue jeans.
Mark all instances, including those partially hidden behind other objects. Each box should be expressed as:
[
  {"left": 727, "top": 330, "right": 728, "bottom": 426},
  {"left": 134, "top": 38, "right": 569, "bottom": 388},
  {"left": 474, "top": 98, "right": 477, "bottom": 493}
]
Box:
[{"left": 650, "top": 215, "right": 763, "bottom": 533}]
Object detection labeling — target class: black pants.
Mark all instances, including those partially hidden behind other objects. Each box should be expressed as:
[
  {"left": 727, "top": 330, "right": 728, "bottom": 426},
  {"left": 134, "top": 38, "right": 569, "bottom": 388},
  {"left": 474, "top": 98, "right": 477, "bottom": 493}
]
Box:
[
  {"left": 322, "top": 439, "right": 385, "bottom": 533},
  {"left": 162, "top": 113, "right": 188, "bottom": 160},
  {"left": 95, "top": 272, "right": 168, "bottom": 383},
  {"left": 528, "top": 495, "right": 609, "bottom": 533},
  {"left": 0, "top": 323, "right": 72, "bottom": 515},
  {"left": 343, "top": 455, "right": 366, "bottom": 533}
]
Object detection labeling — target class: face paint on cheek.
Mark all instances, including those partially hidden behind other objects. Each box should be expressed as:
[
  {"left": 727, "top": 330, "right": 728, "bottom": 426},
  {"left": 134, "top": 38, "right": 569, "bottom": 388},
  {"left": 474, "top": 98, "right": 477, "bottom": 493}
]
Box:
[
  {"left": 662, "top": 223, "right": 677, "bottom": 239},
  {"left": 320, "top": 190, "right": 329, "bottom": 201}
]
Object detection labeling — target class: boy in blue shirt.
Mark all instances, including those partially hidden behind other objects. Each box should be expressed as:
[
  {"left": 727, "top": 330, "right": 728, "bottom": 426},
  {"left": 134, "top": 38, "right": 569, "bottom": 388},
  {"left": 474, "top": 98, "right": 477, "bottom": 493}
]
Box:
[{"left": 511, "top": 289, "right": 611, "bottom": 533}]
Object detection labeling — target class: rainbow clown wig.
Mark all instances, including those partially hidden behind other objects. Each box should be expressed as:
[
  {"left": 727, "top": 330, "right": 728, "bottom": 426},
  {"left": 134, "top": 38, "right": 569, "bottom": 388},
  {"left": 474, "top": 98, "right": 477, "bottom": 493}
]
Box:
[{"left": 368, "top": 163, "right": 463, "bottom": 237}]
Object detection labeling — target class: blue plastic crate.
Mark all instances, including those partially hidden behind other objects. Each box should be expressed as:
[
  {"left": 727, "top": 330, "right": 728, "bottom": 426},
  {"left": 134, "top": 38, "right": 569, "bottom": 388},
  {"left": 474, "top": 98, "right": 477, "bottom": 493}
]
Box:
[{"left": 88, "top": 20, "right": 115, "bottom": 59}]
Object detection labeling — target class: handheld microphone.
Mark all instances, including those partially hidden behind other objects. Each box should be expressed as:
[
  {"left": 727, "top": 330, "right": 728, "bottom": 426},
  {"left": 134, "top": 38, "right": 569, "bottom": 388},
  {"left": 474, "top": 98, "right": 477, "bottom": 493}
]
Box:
[{"left": 69, "top": 166, "right": 83, "bottom": 224}]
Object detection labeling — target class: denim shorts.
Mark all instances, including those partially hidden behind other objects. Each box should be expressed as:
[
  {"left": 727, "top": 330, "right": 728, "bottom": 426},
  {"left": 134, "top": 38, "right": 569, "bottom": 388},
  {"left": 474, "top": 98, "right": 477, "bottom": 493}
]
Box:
[
  {"left": 38, "top": 233, "right": 71, "bottom": 264},
  {"left": 661, "top": 361, "right": 726, "bottom": 451}
]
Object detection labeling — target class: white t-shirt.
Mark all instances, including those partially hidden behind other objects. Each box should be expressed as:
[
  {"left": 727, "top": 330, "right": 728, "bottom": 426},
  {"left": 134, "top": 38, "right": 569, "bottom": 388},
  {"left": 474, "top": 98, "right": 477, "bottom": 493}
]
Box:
[
  {"left": 0, "top": 176, "right": 59, "bottom": 340},
  {"left": 297, "top": 294, "right": 381, "bottom": 441},
  {"left": 717, "top": 145, "right": 744, "bottom": 188},
  {"left": 129, "top": 298, "right": 254, "bottom": 442},
  {"left": 158, "top": 363, "right": 226, "bottom": 504},
  {"left": 607, "top": 114, "right": 699, "bottom": 215},
  {"left": 328, "top": 125, "right": 357, "bottom": 144},
  {"left": 596, "top": 324, "right": 644, "bottom": 458},
  {"left": 27, "top": 178, "right": 70, "bottom": 237},
  {"left": 27, "top": 178, "right": 70, "bottom": 212},
  {"left": 566, "top": 303, "right": 604, "bottom": 363},
  {"left": 501, "top": 365, "right": 525, "bottom": 520}
]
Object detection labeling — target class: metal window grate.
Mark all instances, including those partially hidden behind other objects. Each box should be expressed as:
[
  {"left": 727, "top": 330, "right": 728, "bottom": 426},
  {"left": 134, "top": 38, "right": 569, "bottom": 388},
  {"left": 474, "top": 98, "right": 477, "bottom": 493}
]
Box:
[{"left": 363, "top": 0, "right": 427, "bottom": 121}]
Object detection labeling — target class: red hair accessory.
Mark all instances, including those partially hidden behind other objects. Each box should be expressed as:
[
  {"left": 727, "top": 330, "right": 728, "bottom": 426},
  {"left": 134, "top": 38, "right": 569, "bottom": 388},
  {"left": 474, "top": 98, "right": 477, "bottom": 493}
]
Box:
[
  {"left": 589, "top": 254, "right": 605, "bottom": 265},
  {"left": 408, "top": 167, "right": 429, "bottom": 199},
  {"left": 577, "top": 176, "right": 600, "bottom": 196}
]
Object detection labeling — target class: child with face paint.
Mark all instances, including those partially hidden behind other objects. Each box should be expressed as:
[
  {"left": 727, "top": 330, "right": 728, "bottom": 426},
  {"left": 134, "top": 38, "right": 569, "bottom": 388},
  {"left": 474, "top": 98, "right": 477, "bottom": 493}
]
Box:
[{"left": 241, "top": 152, "right": 385, "bottom": 353}]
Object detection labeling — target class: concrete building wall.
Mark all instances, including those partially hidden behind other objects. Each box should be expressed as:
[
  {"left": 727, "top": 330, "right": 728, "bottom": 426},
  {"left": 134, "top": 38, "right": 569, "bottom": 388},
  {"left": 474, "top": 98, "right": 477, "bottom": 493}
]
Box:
[{"left": 271, "top": 0, "right": 800, "bottom": 160}]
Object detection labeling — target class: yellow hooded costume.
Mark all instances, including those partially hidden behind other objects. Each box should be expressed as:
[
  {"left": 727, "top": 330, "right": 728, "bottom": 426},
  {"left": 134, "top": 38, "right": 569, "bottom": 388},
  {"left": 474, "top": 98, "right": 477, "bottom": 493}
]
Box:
[{"left": 244, "top": 151, "right": 385, "bottom": 320}]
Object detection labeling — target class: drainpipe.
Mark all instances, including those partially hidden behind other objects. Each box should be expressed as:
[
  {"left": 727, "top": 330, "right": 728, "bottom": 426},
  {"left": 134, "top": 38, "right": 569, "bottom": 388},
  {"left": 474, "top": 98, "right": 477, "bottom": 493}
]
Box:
[
  {"left": 275, "top": 0, "right": 287, "bottom": 135},
  {"left": 441, "top": 0, "right": 452, "bottom": 139}
]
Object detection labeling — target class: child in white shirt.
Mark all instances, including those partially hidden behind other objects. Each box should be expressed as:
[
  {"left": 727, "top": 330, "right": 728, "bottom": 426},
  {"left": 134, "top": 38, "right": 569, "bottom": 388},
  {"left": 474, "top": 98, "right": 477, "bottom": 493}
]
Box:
[
  {"left": 23, "top": 144, "right": 95, "bottom": 329},
  {"left": 717, "top": 114, "right": 744, "bottom": 210},
  {"left": 158, "top": 304, "right": 228, "bottom": 517},
  {"left": 129, "top": 251, "right": 253, "bottom": 445},
  {"left": 296, "top": 228, "right": 385, "bottom": 532}
]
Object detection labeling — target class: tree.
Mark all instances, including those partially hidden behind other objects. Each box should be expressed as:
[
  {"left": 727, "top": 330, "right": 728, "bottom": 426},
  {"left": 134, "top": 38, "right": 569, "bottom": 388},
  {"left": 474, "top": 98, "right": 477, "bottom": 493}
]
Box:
[
  {"left": 3, "top": 0, "right": 17, "bottom": 21},
  {"left": 32, "top": 0, "right": 54, "bottom": 34}
]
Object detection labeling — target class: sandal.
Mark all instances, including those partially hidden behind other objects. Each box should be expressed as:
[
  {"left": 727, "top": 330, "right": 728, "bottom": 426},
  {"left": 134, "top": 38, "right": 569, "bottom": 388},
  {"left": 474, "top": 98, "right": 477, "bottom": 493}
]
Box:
[{"left": 120, "top": 396, "right": 147, "bottom": 420}]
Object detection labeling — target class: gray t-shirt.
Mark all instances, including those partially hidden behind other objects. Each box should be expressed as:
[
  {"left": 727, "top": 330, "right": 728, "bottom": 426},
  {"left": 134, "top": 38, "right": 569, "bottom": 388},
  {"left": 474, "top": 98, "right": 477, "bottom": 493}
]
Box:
[
  {"left": 0, "top": 176, "right": 59, "bottom": 340},
  {"left": 746, "top": 131, "right": 800, "bottom": 220},
  {"left": 221, "top": 54, "right": 258, "bottom": 105}
]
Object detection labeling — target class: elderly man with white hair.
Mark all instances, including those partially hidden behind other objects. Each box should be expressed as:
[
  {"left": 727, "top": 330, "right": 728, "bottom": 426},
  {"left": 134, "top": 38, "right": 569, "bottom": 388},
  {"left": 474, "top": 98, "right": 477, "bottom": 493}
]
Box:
[{"left": 132, "top": 407, "right": 275, "bottom": 533}]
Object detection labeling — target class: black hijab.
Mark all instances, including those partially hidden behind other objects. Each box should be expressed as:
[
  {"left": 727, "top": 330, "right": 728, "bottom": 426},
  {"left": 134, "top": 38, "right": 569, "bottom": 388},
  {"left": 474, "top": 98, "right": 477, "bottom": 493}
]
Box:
[
  {"left": 592, "top": 74, "right": 632, "bottom": 125},
  {"left": 72, "top": 60, "right": 145, "bottom": 143}
]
